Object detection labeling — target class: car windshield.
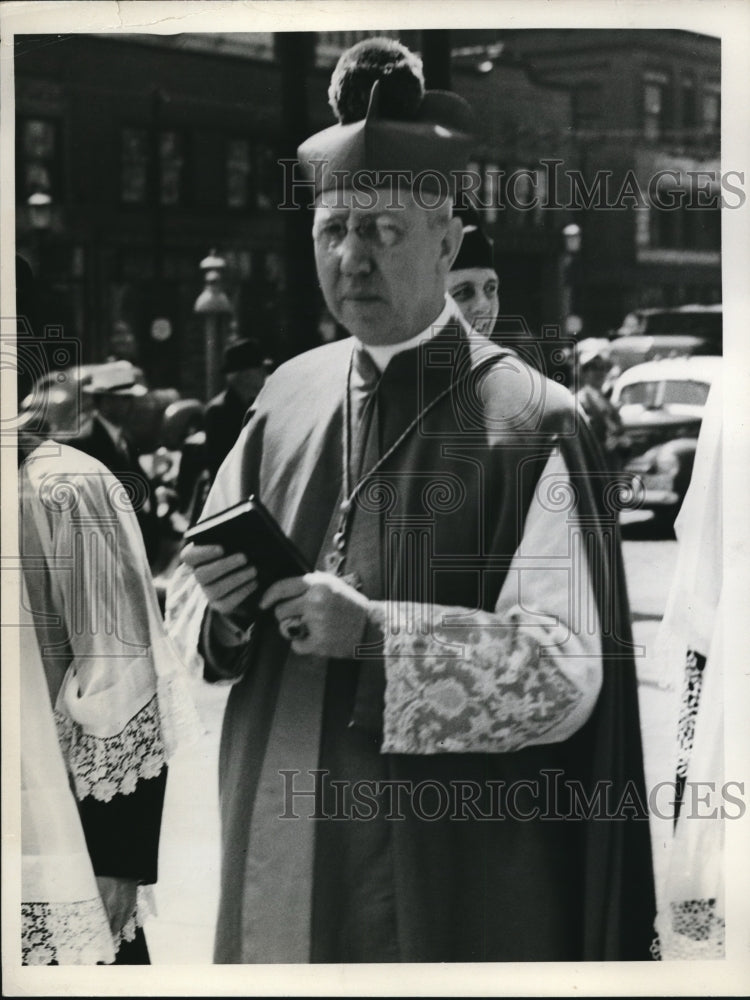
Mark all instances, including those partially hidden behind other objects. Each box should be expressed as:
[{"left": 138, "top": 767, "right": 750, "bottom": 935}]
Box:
[
  {"left": 619, "top": 310, "right": 722, "bottom": 339},
  {"left": 619, "top": 379, "right": 711, "bottom": 407},
  {"left": 662, "top": 379, "right": 711, "bottom": 405},
  {"left": 619, "top": 382, "right": 659, "bottom": 407}
]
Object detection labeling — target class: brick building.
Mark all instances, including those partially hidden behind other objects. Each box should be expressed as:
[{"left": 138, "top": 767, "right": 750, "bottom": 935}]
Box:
[
  {"left": 502, "top": 28, "right": 721, "bottom": 335},
  {"left": 15, "top": 28, "right": 719, "bottom": 398}
]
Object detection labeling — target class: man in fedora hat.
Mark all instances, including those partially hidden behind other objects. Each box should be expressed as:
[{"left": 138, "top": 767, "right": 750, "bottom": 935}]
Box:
[
  {"left": 170, "top": 37, "right": 654, "bottom": 964},
  {"left": 204, "top": 338, "right": 273, "bottom": 480},
  {"left": 70, "top": 360, "right": 159, "bottom": 562}
]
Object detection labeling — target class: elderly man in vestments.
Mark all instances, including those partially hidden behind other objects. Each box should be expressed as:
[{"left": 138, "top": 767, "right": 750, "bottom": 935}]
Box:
[{"left": 167, "top": 38, "right": 655, "bottom": 964}]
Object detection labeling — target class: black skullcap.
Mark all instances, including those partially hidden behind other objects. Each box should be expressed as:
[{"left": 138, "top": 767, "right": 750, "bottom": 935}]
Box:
[
  {"left": 298, "top": 38, "right": 475, "bottom": 198},
  {"left": 451, "top": 207, "right": 495, "bottom": 271}
]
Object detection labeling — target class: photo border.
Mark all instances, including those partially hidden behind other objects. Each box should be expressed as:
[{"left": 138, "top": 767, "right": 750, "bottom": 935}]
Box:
[{"left": 2, "top": 2, "right": 748, "bottom": 996}]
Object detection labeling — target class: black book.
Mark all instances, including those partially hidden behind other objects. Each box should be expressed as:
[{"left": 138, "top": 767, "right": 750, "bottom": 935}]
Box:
[{"left": 184, "top": 495, "right": 311, "bottom": 593}]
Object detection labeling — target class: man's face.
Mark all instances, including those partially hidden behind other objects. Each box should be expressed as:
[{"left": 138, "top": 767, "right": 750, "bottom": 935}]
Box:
[
  {"left": 98, "top": 394, "right": 134, "bottom": 427},
  {"left": 312, "top": 187, "right": 461, "bottom": 346},
  {"left": 447, "top": 268, "right": 500, "bottom": 336},
  {"left": 581, "top": 360, "right": 609, "bottom": 390},
  {"left": 109, "top": 323, "right": 138, "bottom": 362}
]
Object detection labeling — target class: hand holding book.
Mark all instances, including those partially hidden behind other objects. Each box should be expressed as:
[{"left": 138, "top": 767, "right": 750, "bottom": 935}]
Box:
[
  {"left": 180, "top": 495, "right": 373, "bottom": 656},
  {"left": 180, "top": 543, "right": 260, "bottom": 622},
  {"left": 180, "top": 496, "right": 311, "bottom": 625}
]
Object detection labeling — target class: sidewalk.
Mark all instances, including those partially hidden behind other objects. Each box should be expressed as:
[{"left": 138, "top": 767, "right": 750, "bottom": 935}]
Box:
[{"left": 146, "top": 681, "right": 229, "bottom": 964}]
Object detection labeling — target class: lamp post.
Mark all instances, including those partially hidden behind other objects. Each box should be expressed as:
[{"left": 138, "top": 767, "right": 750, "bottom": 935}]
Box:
[
  {"left": 194, "top": 250, "right": 233, "bottom": 401},
  {"left": 28, "top": 191, "right": 52, "bottom": 230},
  {"left": 27, "top": 192, "right": 52, "bottom": 274},
  {"left": 561, "top": 223, "right": 583, "bottom": 338}
]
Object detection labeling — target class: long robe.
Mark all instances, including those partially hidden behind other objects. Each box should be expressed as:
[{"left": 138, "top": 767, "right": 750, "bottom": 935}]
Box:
[
  {"left": 19, "top": 442, "right": 201, "bottom": 964},
  {"left": 167, "top": 318, "right": 655, "bottom": 963},
  {"left": 653, "top": 381, "right": 724, "bottom": 958},
  {"left": 67, "top": 414, "right": 160, "bottom": 564}
]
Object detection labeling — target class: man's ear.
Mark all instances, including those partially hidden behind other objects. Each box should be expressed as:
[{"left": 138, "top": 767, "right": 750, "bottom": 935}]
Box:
[{"left": 439, "top": 216, "right": 464, "bottom": 273}]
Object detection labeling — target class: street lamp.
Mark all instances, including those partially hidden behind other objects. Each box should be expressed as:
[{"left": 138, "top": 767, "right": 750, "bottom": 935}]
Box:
[
  {"left": 194, "top": 249, "right": 234, "bottom": 401},
  {"left": 28, "top": 191, "right": 53, "bottom": 231},
  {"left": 562, "top": 222, "right": 582, "bottom": 256},
  {"left": 561, "top": 223, "right": 583, "bottom": 337},
  {"left": 27, "top": 192, "right": 52, "bottom": 275}
]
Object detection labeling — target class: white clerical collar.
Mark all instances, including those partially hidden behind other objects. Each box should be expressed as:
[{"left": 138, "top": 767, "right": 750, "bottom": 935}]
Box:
[{"left": 354, "top": 295, "right": 464, "bottom": 372}]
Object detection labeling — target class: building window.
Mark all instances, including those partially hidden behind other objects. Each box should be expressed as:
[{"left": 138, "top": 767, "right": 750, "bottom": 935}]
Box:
[
  {"left": 642, "top": 72, "right": 669, "bottom": 140},
  {"left": 572, "top": 85, "right": 601, "bottom": 134},
  {"left": 680, "top": 75, "right": 697, "bottom": 131},
  {"left": 649, "top": 202, "right": 679, "bottom": 249},
  {"left": 159, "top": 131, "right": 185, "bottom": 206},
  {"left": 702, "top": 84, "right": 720, "bottom": 135},
  {"left": 255, "top": 143, "right": 277, "bottom": 211},
  {"left": 483, "top": 162, "right": 500, "bottom": 224},
  {"left": 225, "top": 139, "right": 279, "bottom": 211},
  {"left": 120, "top": 126, "right": 187, "bottom": 206},
  {"left": 463, "top": 159, "right": 483, "bottom": 213},
  {"left": 648, "top": 189, "right": 721, "bottom": 252},
  {"left": 532, "top": 168, "right": 547, "bottom": 227},
  {"left": 635, "top": 208, "right": 651, "bottom": 249},
  {"left": 17, "top": 117, "right": 61, "bottom": 202},
  {"left": 121, "top": 127, "right": 149, "bottom": 205},
  {"left": 227, "top": 138, "right": 252, "bottom": 209},
  {"left": 681, "top": 196, "right": 721, "bottom": 252},
  {"left": 507, "top": 166, "right": 539, "bottom": 228}
]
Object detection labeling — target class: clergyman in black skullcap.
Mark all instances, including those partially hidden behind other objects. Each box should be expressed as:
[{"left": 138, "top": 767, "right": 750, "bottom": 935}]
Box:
[
  {"left": 297, "top": 37, "right": 475, "bottom": 205},
  {"left": 171, "top": 35, "right": 655, "bottom": 967},
  {"left": 447, "top": 206, "right": 500, "bottom": 336}
]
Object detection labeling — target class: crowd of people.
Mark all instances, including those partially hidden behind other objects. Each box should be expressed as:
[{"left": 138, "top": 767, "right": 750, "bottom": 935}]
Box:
[{"left": 13, "top": 35, "right": 724, "bottom": 969}]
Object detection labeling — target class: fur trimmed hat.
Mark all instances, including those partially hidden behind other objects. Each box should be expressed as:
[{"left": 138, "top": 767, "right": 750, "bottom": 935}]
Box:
[
  {"left": 327, "top": 37, "right": 426, "bottom": 125},
  {"left": 298, "top": 37, "right": 476, "bottom": 198}
]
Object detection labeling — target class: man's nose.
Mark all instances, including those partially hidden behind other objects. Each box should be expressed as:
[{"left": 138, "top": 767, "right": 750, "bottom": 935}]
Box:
[
  {"left": 338, "top": 228, "right": 374, "bottom": 276},
  {"left": 477, "top": 293, "right": 497, "bottom": 319}
]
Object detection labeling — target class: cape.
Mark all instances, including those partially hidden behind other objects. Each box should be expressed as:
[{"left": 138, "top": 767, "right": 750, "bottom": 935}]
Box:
[{"left": 167, "top": 319, "right": 656, "bottom": 963}]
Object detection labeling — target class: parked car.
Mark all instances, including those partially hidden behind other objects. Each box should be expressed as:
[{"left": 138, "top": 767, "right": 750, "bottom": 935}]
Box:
[
  {"left": 611, "top": 355, "right": 722, "bottom": 524},
  {"left": 608, "top": 303, "right": 722, "bottom": 373}
]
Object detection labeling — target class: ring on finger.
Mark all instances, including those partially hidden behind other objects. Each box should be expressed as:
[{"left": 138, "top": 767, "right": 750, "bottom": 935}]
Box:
[{"left": 279, "top": 615, "right": 310, "bottom": 641}]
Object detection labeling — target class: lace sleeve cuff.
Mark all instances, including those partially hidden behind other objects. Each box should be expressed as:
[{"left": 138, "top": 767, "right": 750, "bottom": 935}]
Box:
[
  {"left": 55, "top": 695, "right": 166, "bottom": 802},
  {"left": 22, "top": 897, "right": 115, "bottom": 966},
  {"left": 379, "top": 603, "right": 588, "bottom": 755},
  {"left": 21, "top": 884, "right": 157, "bottom": 965},
  {"left": 652, "top": 899, "right": 725, "bottom": 959}
]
